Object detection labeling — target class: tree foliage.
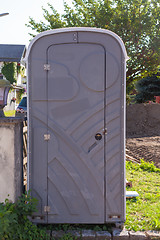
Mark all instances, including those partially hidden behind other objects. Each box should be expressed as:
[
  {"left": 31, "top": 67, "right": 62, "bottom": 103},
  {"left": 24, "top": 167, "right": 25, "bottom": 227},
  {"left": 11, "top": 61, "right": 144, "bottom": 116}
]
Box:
[
  {"left": 1, "top": 62, "right": 17, "bottom": 84},
  {"left": 1, "top": 63, "right": 25, "bottom": 85},
  {"left": 26, "top": 0, "right": 160, "bottom": 93},
  {"left": 135, "top": 73, "right": 160, "bottom": 103}
]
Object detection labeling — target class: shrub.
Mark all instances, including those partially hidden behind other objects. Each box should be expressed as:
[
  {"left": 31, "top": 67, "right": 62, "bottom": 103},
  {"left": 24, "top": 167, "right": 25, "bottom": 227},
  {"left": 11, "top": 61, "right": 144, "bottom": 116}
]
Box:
[
  {"left": 0, "top": 192, "right": 49, "bottom": 240},
  {"left": 135, "top": 73, "right": 160, "bottom": 103}
]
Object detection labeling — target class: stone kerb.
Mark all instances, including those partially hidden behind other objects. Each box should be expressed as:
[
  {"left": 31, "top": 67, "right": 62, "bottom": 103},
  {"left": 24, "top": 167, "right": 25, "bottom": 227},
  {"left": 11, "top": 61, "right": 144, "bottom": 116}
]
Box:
[{"left": 50, "top": 229, "right": 160, "bottom": 239}]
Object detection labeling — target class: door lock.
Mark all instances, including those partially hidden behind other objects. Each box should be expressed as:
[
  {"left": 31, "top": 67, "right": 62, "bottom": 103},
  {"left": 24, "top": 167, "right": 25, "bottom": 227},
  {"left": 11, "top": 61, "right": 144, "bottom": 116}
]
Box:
[{"left": 103, "top": 128, "right": 107, "bottom": 135}]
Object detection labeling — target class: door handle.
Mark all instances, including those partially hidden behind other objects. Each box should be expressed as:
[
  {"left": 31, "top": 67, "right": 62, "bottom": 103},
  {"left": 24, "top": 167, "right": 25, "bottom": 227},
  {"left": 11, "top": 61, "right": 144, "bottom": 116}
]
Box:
[{"left": 95, "top": 133, "right": 102, "bottom": 141}]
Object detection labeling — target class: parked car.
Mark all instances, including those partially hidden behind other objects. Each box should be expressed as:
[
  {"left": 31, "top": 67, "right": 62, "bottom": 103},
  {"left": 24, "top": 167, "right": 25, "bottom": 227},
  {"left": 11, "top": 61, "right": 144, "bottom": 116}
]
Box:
[{"left": 16, "top": 96, "right": 27, "bottom": 117}]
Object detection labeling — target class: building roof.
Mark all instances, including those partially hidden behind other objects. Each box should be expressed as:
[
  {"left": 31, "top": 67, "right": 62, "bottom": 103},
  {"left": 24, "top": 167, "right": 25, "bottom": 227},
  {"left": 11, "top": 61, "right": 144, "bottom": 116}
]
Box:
[{"left": 0, "top": 44, "right": 26, "bottom": 62}]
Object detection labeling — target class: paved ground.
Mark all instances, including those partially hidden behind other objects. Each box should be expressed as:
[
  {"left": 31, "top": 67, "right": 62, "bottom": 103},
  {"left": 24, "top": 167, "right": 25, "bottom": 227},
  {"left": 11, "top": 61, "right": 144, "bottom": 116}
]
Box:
[{"left": 49, "top": 228, "right": 160, "bottom": 239}]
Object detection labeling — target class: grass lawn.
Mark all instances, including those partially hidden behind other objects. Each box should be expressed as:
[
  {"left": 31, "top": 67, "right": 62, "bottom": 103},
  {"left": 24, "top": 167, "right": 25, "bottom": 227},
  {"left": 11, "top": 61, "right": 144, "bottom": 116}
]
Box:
[{"left": 125, "top": 160, "right": 160, "bottom": 231}]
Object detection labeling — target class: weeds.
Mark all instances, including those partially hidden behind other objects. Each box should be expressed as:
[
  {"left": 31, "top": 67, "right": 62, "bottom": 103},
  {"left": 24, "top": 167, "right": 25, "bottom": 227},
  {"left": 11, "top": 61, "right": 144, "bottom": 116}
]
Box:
[{"left": 0, "top": 192, "right": 49, "bottom": 240}]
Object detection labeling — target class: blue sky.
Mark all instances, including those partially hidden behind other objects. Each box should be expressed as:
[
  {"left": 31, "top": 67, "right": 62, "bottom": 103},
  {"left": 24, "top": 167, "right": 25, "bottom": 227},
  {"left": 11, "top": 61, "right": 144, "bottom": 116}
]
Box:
[{"left": 0, "top": 0, "right": 72, "bottom": 47}]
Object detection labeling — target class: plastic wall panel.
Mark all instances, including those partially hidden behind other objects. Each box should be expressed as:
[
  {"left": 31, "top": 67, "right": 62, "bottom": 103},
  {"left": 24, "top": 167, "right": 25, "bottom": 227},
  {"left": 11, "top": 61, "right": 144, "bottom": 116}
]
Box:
[{"left": 26, "top": 28, "right": 127, "bottom": 224}]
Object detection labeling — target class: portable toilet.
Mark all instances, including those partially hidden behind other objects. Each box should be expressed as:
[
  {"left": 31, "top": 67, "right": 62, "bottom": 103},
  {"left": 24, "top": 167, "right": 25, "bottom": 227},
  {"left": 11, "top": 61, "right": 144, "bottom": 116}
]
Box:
[{"left": 25, "top": 27, "right": 128, "bottom": 225}]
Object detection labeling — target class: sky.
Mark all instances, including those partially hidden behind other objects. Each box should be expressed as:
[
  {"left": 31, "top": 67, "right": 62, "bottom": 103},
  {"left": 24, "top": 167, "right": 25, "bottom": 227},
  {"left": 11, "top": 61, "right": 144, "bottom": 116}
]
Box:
[{"left": 0, "top": 0, "right": 72, "bottom": 47}]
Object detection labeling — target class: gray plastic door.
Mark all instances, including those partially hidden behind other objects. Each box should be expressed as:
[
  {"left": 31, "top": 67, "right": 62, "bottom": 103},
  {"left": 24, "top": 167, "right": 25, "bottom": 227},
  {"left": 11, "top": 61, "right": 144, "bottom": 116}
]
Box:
[{"left": 47, "top": 43, "right": 105, "bottom": 223}]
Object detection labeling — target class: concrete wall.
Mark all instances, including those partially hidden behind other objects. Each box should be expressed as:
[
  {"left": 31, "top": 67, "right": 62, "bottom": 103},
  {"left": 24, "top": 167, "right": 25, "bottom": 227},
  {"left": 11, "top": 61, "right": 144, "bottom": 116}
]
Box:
[
  {"left": 127, "top": 103, "right": 160, "bottom": 137},
  {"left": 0, "top": 118, "right": 23, "bottom": 202}
]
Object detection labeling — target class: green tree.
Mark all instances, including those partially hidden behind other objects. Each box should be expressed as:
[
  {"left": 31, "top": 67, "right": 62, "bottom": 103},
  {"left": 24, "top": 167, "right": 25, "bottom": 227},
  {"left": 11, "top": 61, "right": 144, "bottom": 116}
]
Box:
[
  {"left": 1, "top": 62, "right": 17, "bottom": 84},
  {"left": 26, "top": 0, "right": 160, "bottom": 93},
  {"left": 1, "top": 62, "right": 25, "bottom": 85},
  {"left": 135, "top": 73, "right": 160, "bottom": 103}
]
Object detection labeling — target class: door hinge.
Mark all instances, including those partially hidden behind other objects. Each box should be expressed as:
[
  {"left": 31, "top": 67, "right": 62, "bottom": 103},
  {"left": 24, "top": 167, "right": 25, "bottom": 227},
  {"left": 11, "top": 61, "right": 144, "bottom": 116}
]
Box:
[
  {"left": 44, "top": 134, "right": 50, "bottom": 141},
  {"left": 44, "top": 64, "right": 50, "bottom": 71},
  {"left": 44, "top": 206, "right": 50, "bottom": 212},
  {"left": 73, "top": 32, "right": 77, "bottom": 41}
]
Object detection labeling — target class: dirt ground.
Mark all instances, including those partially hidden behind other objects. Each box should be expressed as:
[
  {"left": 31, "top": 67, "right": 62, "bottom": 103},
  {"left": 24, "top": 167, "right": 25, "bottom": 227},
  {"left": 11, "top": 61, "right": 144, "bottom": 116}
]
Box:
[
  {"left": 126, "top": 104, "right": 160, "bottom": 168},
  {"left": 126, "top": 136, "right": 160, "bottom": 168}
]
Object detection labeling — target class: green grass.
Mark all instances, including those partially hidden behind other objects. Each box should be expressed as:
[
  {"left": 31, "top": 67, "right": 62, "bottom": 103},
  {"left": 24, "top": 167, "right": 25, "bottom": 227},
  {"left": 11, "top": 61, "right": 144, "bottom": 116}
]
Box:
[
  {"left": 125, "top": 160, "right": 160, "bottom": 231},
  {"left": 4, "top": 110, "right": 16, "bottom": 117}
]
